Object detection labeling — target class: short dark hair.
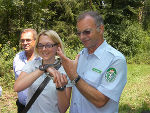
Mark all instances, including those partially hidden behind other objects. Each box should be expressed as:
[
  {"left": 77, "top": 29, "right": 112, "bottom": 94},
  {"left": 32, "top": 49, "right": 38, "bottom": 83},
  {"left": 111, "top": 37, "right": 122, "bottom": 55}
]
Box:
[{"left": 77, "top": 11, "right": 104, "bottom": 27}]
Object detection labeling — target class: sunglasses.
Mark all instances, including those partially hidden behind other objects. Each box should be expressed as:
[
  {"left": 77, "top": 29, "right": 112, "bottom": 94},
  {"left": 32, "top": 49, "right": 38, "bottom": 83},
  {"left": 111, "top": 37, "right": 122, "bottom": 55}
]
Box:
[
  {"left": 77, "top": 29, "right": 92, "bottom": 36},
  {"left": 36, "top": 43, "right": 58, "bottom": 49}
]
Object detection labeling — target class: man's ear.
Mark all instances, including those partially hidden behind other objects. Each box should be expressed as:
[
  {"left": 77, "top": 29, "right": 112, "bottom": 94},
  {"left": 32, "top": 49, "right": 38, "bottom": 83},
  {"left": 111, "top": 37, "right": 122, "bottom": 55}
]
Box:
[
  {"left": 97, "top": 27, "right": 100, "bottom": 32},
  {"left": 97, "top": 25, "right": 104, "bottom": 34},
  {"left": 100, "top": 25, "right": 104, "bottom": 32}
]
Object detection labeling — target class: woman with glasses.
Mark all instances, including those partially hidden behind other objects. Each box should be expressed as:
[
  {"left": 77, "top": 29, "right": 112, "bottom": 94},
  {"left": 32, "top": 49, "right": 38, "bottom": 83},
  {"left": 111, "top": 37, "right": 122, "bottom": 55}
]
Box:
[{"left": 14, "top": 30, "right": 72, "bottom": 113}]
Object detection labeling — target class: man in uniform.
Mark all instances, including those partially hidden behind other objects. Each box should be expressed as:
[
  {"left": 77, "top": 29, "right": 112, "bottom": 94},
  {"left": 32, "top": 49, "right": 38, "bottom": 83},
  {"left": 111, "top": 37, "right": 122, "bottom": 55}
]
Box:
[{"left": 57, "top": 11, "right": 127, "bottom": 113}]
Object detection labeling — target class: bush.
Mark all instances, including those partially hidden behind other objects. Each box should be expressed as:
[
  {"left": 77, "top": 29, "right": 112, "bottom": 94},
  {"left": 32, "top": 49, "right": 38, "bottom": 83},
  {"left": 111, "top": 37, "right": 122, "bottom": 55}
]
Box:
[
  {"left": 0, "top": 42, "right": 17, "bottom": 88},
  {"left": 127, "top": 52, "right": 150, "bottom": 64},
  {"left": 105, "top": 20, "right": 148, "bottom": 57}
]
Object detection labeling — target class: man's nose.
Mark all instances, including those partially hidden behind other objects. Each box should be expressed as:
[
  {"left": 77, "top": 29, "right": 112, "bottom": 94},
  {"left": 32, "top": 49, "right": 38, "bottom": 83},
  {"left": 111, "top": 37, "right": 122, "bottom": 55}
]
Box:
[{"left": 23, "top": 40, "right": 28, "bottom": 44}]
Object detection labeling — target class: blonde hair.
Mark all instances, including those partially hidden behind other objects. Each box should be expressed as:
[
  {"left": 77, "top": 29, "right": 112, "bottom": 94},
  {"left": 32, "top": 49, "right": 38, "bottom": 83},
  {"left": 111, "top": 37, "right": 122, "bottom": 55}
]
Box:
[{"left": 34, "top": 30, "right": 64, "bottom": 56}]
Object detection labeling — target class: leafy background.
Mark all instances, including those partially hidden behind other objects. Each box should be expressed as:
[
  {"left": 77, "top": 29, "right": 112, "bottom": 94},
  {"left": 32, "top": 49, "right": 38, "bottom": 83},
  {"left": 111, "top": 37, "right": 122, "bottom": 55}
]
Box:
[{"left": 0, "top": 0, "right": 150, "bottom": 113}]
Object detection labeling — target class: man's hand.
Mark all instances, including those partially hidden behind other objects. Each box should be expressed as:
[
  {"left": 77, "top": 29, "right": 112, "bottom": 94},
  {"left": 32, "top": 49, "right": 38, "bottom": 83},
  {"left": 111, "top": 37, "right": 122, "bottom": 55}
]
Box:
[{"left": 57, "top": 47, "right": 80, "bottom": 80}]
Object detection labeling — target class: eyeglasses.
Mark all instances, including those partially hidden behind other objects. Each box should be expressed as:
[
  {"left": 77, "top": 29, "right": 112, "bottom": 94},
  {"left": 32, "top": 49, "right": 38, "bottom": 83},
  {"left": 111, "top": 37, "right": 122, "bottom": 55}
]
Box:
[
  {"left": 20, "top": 39, "right": 33, "bottom": 43},
  {"left": 77, "top": 29, "right": 92, "bottom": 36},
  {"left": 36, "top": 43, "right": 58, "bottom": 49}
]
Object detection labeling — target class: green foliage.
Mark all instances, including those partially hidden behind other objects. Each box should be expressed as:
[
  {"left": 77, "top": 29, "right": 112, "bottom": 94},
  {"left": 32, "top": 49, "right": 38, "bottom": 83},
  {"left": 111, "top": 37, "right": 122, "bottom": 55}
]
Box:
[
  {"left": 141, "top": 35, "right": 150, "bottom": 52},
  {"left": 0, "top": 0, "right": 149, "bottom": 111},
  {"left": 0, "top": 0, "right": 149, "bottom": 62},
  {"left": 0, "top": 43, "right": 17, "bottom": 87},
  {"left": 0, "top": 1, "right": 150, "bottom": 112},
  {"left": 142, "top": 0, "right": 150, "bottom": 31},
  {"left": 127, "top": 52, "right": 150, "bottom": 64},
  {"left": 120, "top": 21, "right": 146, "bottom": 56},
  {"left": 105, "top": 20, "right": 147, "bottom": 57}
]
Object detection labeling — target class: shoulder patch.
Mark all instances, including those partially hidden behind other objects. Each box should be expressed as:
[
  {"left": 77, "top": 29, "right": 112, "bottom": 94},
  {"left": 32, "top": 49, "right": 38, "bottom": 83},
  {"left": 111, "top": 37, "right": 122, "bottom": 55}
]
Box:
[{"left": 105, "top": 68, "right": 117, "bottom": 82}]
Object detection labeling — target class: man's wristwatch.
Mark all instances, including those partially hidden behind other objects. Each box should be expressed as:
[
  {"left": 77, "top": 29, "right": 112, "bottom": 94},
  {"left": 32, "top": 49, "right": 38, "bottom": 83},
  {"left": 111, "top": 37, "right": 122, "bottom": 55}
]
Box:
[{"left": 71, "top": 75, "right": 81, "bottom": 85}]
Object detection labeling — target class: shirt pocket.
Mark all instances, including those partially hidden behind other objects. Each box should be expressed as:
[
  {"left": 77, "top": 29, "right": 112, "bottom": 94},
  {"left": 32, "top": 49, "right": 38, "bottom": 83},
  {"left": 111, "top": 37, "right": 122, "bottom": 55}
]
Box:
[{"left": 84, "top": 70, "right": 102, "bottom": 87}]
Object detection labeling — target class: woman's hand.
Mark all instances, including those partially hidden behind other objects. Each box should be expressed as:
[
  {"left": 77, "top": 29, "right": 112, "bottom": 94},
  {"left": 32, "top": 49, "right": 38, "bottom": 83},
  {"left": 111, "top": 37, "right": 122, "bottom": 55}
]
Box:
[{"left": 46, "top": 67, "right": 68, "bottom": 88}]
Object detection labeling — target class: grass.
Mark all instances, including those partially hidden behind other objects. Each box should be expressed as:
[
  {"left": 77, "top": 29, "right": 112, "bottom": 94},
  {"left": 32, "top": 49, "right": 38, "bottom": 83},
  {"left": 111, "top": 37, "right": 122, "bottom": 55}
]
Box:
[
  {"left": 0, "top": 88, "right": 17, "bottom": 113},
  {"left": 0, "top": 64, "right": 150, "bottom": 113},
  {"left": 119, "top": 64, "right": 150, "bottom": 113}
]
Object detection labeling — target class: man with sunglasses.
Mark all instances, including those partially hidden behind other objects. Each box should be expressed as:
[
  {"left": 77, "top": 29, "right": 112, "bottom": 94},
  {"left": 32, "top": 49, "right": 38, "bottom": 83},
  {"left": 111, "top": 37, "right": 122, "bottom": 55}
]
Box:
[
  {"left": 13, "top": 28, "right": 37, "bottom": 113},
  {"left": 57, "top": 11, "right": 127, "bottom": 113}
]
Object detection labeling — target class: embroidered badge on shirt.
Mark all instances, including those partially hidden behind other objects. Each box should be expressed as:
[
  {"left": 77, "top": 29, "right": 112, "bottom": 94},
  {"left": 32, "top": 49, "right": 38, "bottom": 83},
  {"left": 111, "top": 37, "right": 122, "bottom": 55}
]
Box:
[
  {"left": 92, "top": 68, "right": 102, "bottom": 74},
  {"left": 105, "top": 68, "right": 117, "bottom": 82}
]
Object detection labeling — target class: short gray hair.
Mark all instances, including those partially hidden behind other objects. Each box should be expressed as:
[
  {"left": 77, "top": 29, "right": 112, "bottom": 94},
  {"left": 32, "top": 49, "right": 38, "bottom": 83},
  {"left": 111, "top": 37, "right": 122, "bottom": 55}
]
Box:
[
  {"left": 77, "top": 11, "right": 104, "bottom": 27},
  {"left": 21, "top": 28, "right": 37, "bottom": 40}
]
